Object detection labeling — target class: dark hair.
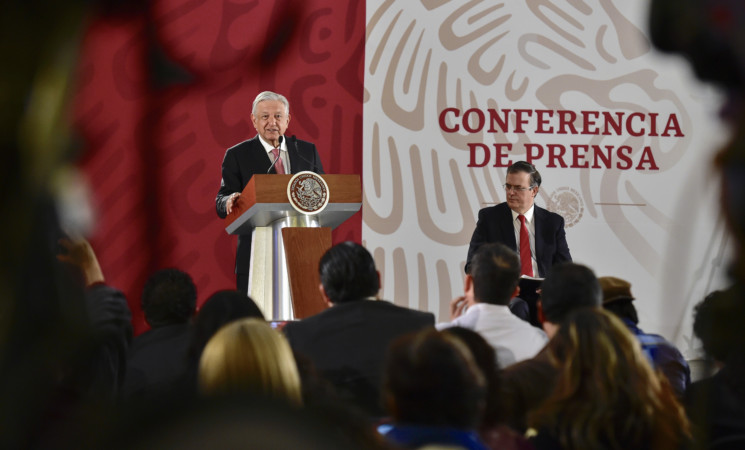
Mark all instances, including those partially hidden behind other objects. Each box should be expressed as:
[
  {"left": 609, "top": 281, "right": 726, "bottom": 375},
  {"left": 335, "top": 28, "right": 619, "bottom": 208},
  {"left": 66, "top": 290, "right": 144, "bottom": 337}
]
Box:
[
  {"left": 470, "top": 243, "right": 520, "bottom": 306},
  {"left": 693, "top": 286, "right": 745, "bottom": 363},
  {"left": 141, "top": 268, "right": 197, "bottom": 327},
  {"left": 603, "top": 298, "right": 639, "bottom": 324},
  {"left": 319, "top": 242, "right": 379, "bottom": 304},
  {"left": 540, "top": 262, "right": 601, "bottom": 324},
  {"left": 384, "top": 329, "right": 485, "bottom": 428},
  {"left": 189, "top": 290, "right": 265, "bottom": 362},
  {"left": 507, "top": 161, "right": 541, "bottom": 187},
  {"left": 443, "top": 327, "right": 501, "bottom": 427}
]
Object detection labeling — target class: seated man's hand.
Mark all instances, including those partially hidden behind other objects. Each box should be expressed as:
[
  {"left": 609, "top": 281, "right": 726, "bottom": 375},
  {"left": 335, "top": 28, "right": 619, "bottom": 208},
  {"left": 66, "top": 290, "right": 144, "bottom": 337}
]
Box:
[{"left": 449, "top": 296, "right": 469, "bottom": 320}]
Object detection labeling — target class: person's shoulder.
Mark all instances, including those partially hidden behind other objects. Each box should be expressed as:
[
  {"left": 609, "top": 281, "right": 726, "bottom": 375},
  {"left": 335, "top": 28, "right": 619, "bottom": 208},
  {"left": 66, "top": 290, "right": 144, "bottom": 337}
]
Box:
[
  {"left": 534, "top": 204, "right": 566, "bottom": 226},
  {"left": 479, "top": 202, "right": 509, "bottom": 217},
  {"left": 226, "top": 136, "right": 260, "bottom": 152},
  {"left": 288, "top": 136, "right": 317, "bottom": 149},
  {"left": 369, "top": 300, "right": 435, "bottom": 322}
]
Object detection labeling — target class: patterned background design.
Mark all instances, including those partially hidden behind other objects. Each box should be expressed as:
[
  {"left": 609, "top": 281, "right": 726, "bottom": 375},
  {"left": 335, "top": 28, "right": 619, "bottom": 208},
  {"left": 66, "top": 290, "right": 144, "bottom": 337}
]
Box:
[
  {"left": 73, "top": 0, "right": 364, "bottom": 334},
  {"left": 364, "top": 0, "right": 730, "bottom": 353}
]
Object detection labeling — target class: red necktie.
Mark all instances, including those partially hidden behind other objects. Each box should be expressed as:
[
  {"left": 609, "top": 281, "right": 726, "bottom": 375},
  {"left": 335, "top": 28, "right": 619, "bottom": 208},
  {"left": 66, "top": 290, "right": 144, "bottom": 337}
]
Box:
[
  {"left": 518, "top": 214, "right": 534, "bottom": 277},
  {"left": 271, "top": 148, "right": 285, "bottom": 174}
]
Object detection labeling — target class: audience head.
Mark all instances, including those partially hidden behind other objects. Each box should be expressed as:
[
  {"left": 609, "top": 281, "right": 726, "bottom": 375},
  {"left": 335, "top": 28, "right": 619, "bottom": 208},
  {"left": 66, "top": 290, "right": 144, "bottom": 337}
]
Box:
[
  {"left": 141, "top": 268, "right": 197, "bottom": 327},
  {"left": 532, "top": 308, "right": 690, "bottom": 449},
  {"left": 468, "top": 243, "right": 521, "bottom": 306},
  {"left": 319, "top": 242, "right": 379, "bottom": 304},
  {"left": 442, "top": 327, "right": 501, "bottom": 428},
  {"left": 384, "top": 329, "right": 485, "bottom": 429},
  {"left": 693, "top": 285, "right": 745, "bottom": 366},
  {"left": 189, "top": 290, "right": 264, "bottom": 362},
  {"left": 599, "top": 276, "right": 639, "bottom": 324},
  {"left": 199, "top": 318, "right": 302, "bottom": 405},
  {"left": 540, "top": 262, "right": 601, "bottom": 328}
]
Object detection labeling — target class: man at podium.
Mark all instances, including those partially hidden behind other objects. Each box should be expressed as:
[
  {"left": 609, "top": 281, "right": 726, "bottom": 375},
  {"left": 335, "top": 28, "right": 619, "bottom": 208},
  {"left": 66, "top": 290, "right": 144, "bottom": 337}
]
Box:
[{"left": 216, "top": 91, "right": 325, "bottom": 292}]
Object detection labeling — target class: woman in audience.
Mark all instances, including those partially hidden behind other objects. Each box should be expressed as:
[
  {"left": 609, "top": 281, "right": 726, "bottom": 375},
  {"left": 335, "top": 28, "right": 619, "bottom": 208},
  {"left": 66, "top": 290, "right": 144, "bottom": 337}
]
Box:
[
  {"left": 199, "top": 318, "right": 302, "bottom": 405},
  {"left": 443, "top": 327, "right": 533, "bottom": 450},
  {"left": 529, "top": 309, "right": 690, "bottom": 450},
  {"left": 382, "top": 329, "right": 488, "bottom": 450}
]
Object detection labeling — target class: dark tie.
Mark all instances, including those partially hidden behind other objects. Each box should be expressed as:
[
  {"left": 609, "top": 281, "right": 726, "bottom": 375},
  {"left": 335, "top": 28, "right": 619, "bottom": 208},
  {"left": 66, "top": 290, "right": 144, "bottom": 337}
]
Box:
[
  {"left": 271, "top": 148, "right": 285, "bottom": 174},
  {"left": 518, "top": 214, "right": 534, "bottom": 277}
]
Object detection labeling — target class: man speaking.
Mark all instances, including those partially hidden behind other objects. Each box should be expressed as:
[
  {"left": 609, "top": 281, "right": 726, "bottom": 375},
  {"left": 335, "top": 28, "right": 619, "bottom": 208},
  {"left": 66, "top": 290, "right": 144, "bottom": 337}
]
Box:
[
  {"left": 216, "top": 91, "right": 324, "bottom": 292},
  {"left": 465, "top": 161, "right": 571, "bottom": 278}
]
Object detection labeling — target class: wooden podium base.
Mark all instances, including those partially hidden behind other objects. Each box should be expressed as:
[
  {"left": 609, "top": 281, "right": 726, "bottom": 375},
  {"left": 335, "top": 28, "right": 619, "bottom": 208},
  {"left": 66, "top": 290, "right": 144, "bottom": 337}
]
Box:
[{"left": 282, "top": 227, "right": 331, "bottom": 318}]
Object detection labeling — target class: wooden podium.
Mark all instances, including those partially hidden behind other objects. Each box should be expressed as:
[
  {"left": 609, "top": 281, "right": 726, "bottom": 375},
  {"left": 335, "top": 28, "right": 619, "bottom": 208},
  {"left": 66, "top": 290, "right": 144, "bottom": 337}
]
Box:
[{"left": 224, "top": 174, "right": 361, "bottom": 321}]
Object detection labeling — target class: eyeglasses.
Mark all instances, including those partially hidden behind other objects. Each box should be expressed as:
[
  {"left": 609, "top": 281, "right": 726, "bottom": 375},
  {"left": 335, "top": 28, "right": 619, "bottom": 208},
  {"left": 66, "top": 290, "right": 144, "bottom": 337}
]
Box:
[{"left": 503, "top": 184, "right": 534, "bottom": 192}]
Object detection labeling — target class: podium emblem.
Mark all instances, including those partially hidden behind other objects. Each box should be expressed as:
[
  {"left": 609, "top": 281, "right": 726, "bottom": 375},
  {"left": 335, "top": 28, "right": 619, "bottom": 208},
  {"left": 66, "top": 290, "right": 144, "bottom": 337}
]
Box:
[{"left": 287, "top": 171, "right": 330, "bottom": 214}]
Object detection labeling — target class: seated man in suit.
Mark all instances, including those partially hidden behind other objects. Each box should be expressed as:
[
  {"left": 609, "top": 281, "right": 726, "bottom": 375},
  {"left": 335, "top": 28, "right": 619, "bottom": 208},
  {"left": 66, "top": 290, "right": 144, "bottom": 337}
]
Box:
[
  {"left": 122, "top": 268, "right": 197, "bottom": 398},
  {"left": 466, "top": 160, "right": 571, "bottom": 276},
  {"left": 466, "top": 161, "right": 572, "bottom": 325},
  {"left": 437, "top": 243, "right": 548, "bottom": 369},
  {"left": 283, "top": 242, "right": 435, "bottom": 418},
  {"left": 215, "top": 91, "right": 325, "bottom": 292}
]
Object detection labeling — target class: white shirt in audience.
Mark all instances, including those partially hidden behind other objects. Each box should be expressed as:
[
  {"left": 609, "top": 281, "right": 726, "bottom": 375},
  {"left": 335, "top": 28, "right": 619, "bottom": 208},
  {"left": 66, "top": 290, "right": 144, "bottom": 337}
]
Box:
[{"left": 436, "top": 303, "right": 547, "bottom": 369}]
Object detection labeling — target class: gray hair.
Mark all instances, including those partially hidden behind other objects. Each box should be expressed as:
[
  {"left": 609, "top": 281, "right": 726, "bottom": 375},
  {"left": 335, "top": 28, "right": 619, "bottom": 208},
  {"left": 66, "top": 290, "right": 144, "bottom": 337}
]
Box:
[{"left": 252, "top": 91, "right": 290, "bottom": 116}]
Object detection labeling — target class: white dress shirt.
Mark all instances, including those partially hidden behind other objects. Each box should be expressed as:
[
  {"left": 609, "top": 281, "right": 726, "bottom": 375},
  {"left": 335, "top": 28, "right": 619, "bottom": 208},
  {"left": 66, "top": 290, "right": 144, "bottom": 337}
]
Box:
[
  {"left": 436, "top": 303, "right": 547, "bottom": 369},
  {"left": 257, "top": 134, "right": 291, "bottom": 173}
]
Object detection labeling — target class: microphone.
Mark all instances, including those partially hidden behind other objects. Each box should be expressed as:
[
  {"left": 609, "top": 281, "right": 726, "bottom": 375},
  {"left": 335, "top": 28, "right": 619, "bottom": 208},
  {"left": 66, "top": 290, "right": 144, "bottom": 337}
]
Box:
[
  {"left": 266, "top": 135, "right": 284, "bottom": 174},
  {"left": 289, "top": 135, "right": 320, "bottom": 173}
]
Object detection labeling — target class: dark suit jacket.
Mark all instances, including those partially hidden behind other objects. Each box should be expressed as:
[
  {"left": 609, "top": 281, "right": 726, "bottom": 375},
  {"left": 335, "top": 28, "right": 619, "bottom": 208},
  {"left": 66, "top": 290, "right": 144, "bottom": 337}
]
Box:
[
  {"left": 215, "top": 135, "right": 324, "bottom": 273},
  {"left": 283, "top": 300, "right": 435, "bottom": 417},
  {"left": 465, "top": 202, "right": 571, "bottom": 276},
  {"left": 121, "top": 323, "right": 191, "bottom": 398}
]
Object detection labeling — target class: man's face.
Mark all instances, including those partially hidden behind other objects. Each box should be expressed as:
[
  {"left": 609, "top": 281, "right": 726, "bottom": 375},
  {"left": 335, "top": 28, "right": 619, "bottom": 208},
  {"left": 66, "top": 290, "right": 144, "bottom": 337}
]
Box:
[
  {"left": 251, "top": 99, "right": 290, "bottom": 147},
  {"left": 505, "top": 170, "right": 538, "bottom": 214}
]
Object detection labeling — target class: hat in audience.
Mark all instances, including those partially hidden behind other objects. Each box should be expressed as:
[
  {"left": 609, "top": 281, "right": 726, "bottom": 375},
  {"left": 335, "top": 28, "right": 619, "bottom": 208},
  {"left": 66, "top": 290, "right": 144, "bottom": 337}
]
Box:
[{"left": 598, "top": 276, "right": 635, "bottom": 304}]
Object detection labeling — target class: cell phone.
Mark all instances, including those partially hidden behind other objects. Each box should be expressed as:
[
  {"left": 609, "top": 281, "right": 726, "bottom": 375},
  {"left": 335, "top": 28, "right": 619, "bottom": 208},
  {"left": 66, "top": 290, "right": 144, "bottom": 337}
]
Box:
[{"left": 270, "top": 320, "right": 288, "bottom": 330}]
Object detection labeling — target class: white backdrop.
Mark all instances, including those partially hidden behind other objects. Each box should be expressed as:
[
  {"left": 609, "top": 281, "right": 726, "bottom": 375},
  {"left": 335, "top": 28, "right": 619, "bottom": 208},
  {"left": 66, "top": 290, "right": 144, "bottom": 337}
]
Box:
[{"left": 362, "top": 0, "right": 731, "bottom": 357}]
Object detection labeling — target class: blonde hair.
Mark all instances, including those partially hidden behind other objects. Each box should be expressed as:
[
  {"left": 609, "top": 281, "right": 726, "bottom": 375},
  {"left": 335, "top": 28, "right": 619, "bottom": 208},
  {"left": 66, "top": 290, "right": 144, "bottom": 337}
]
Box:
[
  {"left": 199, "top": 318, "right": 302, "bottom": 405},
  {"left": 530, "top": 309, "right": 690, "bottom": 450}
]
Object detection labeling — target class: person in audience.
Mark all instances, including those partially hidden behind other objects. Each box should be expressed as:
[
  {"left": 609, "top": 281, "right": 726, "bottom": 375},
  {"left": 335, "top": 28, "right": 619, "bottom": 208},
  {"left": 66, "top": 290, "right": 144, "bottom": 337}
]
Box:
[
  {"left": 529, "top": 308, "right": 690, "bottom": 450},
  {"left": 382, "top": 329, "right": 488, "bottom": 450},
  {"left": 122, "top": 268, "right": 197, "bottom": 398},
  {"left": 199, "top": 318, "right": 302, "bottom": 405},
  {"left": 499, "top": 262, "right": 601, "bottom": 432},
  {"left": 443, "top": 327, "right": 533, "bottom": 450},
  {"left": 283, "top": 241, "right": 434, "bottom": 418},
  {"left": 183, "top": 290, "right": 265, "bottom": 391},
  {"left": 599, "top": 276, "right": 690, "bottom": 398},
  {"left": 437, "top": 243, "right": 548, "bottom": 368},
  {"left": 56, "top": 236, "right": 133, "bottom": 397},
  {"left": 685, "top": 286, "right": 745, "bottom": 450}
]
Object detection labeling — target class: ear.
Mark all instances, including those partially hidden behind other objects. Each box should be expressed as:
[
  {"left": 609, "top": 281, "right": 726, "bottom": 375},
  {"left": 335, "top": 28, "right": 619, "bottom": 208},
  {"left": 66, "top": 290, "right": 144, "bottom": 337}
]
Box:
[
  {"left": 511, "top": 284, "right": 520, "bottom": 299},
  {"left": 319, "top": 283, "right": 333, "bottom": 307},
  {"left": 464, "top": 274, "right": 474, "bottom": 294}
]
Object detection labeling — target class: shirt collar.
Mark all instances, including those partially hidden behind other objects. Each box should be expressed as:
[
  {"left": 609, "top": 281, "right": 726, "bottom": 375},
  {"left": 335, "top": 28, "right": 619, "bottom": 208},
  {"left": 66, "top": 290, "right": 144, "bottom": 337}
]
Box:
[
  {"left": 511, "top": 204, "right": 535, "bottom": 223},
  {"left": 257, "top": 134, "right": 287, "bottom": 152}
]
